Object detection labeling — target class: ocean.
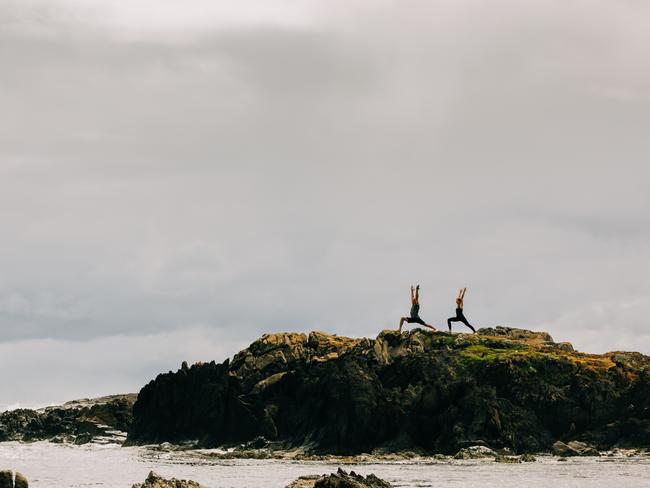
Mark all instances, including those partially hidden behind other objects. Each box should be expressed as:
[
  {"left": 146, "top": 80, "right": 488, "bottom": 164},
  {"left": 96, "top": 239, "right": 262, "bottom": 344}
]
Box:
[{"left": 1, "top": 442, "right": 649, "bottom": 487}]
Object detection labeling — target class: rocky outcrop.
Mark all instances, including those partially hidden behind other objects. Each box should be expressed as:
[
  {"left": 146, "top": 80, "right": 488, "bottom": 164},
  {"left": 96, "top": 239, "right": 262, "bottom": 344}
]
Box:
[
  {"left": 132, "top": 471, "right": 204, "bottom": 488},
  {"left": 127, "top": 327, "right": 650, "bottom": 454},
  {"left": 285, "top": 469, "right": 392, "bottom": 488},
  {"left": 0, "top": 471, "right": 27, "bottom": 488},
  {"left": 0, "top": 394, "right": 136, "bottom": 445}
]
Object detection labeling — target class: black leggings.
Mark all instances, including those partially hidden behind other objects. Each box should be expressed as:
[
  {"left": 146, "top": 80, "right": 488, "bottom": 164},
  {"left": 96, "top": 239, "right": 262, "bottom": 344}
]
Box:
[{"left": 448, "top": 311, "right": 476, "bottom": 333}]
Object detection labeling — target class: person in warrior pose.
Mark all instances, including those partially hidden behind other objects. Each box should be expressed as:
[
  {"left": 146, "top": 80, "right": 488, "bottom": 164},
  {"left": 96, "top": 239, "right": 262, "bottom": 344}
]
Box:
[
  {"left": 399, "top": 285, "right": 436, "bottom": 332},
  {"left": 447, "top": 287, "right": 476, "bottom": 333}
]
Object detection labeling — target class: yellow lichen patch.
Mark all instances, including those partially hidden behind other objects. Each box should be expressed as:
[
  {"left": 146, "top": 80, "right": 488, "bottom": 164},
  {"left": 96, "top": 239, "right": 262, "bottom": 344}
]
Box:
[
  {"left": 564, "top": 353, "right": 615, "bottom": 372},
  {"left": 459, "top": 344, "right": 556, "bottom": 364}
]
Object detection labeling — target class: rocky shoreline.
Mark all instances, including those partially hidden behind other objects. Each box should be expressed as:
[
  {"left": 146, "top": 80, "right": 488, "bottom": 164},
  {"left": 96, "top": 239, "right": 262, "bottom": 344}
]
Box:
[
  {"left": 3, "top": 327, "right": 650, "bottom": 457},
  {"left": 127, "top": 327, "right": 650, "bottom": 454},
  {"left": 0, "top": 394, "right": 136, "bottom": 445}
]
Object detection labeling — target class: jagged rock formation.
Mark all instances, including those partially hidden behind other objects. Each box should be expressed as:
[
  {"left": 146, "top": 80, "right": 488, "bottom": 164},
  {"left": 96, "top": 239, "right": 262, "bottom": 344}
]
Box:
[
  {"left": 127, "top": 327, "right": 650, "bottom": 454},
  {"left": 0, "top": 394, "right": 136, "bottom": 444},
  {"left": 132, "top": 471, "right": 205, "bottom": 488},
  {"left": 285, "top": 469, "right": 392, "bottom": 488}
]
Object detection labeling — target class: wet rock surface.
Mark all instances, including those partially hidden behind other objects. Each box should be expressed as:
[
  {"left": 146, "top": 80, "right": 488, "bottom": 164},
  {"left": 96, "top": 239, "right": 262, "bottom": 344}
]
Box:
[
  {"left": 0, "top": 394, "right": 136, "bottom": 445},
  {"left": 285, "top": 469, "right": 392, "bottom": 488},
  {"left": 132, "top": 471, "right": 204, "bottom": 488},
  {"left": 127, "top": 327, "right": 650, "bottom": 454}
]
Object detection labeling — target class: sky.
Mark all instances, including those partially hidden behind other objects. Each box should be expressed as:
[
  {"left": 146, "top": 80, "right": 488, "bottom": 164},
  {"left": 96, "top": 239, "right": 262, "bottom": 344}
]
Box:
[{"left": 1, "top": 0, "right": 649, "bottom": 409}]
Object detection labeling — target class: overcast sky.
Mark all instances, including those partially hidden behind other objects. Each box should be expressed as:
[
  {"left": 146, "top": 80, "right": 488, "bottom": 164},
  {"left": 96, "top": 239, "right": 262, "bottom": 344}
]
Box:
[{"left": 1, "top": 0, "right": 649, "bottom": 409}]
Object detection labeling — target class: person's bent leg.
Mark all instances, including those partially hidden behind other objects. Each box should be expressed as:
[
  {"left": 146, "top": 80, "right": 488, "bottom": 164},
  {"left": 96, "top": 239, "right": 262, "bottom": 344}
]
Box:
[{"left": 461, "top": 317, "right": 476, "bottom": 333}]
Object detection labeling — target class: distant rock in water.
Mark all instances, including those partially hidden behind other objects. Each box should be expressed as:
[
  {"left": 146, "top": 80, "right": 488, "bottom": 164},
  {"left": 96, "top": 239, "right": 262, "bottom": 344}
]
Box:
[
  {"left": 132, "top": 471, "right": 204, "bottom": 488},
  {"left": 285, "top": 469, "right": 392, "bottom": 488},
  {"left": 0, "top": 470, "right": 28, "bottom": 488},
  {"left": 126, "top": 327, "right": 650, "bottom": 454},
  {"left": 0, "top": 394, "right": 136, "bottom": 445}
]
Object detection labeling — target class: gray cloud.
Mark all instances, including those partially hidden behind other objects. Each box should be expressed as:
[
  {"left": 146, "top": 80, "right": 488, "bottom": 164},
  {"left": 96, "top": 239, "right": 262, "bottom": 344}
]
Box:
[{"left": 1, "top": 0, "right": 649, "bottom": 407}]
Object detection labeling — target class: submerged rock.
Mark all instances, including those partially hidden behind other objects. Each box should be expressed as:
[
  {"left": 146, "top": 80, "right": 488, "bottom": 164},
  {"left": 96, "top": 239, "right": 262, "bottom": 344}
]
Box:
[
  {"left": 285, "top": 469, "right": 392, "bottom": 488},
  {"left": 132, "top": 471, "right": 204, "bottom": 488},
  {"left": 127, "top": 327, "right": 650, "bottom": 454}
]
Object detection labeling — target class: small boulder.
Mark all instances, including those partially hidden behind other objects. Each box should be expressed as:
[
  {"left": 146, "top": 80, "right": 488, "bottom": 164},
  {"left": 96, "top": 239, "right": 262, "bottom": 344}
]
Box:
[
  {"left": 14, "top": 472, "right": 28, "bottom": 488},
  {"left": 494, "top": 455, "right": 521, "bottom": 463},
  {"left": 453, "top": 445, "right": 497, "bottom": 459},
  {"left": 552, "top": 440, "right": 600, "bottom": 457},
  {"left": 0, "top": 471, "right": 12, "bottom": 488}
]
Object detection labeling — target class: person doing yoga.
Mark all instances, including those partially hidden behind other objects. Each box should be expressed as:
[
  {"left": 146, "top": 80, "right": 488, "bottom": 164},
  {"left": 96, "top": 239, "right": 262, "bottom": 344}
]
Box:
[
  {"left": 399, "top": 285, "right": 436, "bottom": 332},
  {"left": 447, "top": 287, "right": 476, "bottom": 333}
]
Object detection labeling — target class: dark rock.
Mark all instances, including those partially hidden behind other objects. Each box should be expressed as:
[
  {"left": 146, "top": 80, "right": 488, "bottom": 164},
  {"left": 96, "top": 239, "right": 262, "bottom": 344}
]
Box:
[
  {"left": 0, "top": 471, "right": 12, "bottom": 488},
  {"left": 0, "top": 394, "right": 136, "bottom": 445},
  {"left": 132, "top": 471, "right": 204, "bottom": 488},
  {"left": 14, "top": 472, "right": 28, "bottom": 488},
  {"left": 520, "top": 453, "right": 537, "bottom": 462},
  {"left": 126, "top": 328, "right": 650, "bottom": 454},
  {"left": 286, "top": 469, "right": 392, "bottom": 488},
  {"left": 74, "top": 432, "right": 93, "bottom": 445}
]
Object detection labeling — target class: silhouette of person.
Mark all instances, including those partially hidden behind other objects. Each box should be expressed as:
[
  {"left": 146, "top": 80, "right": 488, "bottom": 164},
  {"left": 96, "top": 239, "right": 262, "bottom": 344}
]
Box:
[
  {"left": 447, "top": 287, "right": 476, "bottom": 333},
  {"left": 399, "top": 285, "right": 436, "bottom": 332}
]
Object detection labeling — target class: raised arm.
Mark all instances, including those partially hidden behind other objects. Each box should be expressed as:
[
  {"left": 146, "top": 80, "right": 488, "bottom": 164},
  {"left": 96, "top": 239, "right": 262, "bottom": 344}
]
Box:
[
  {"left": 415, "top": 284, "right": 420, "bottom": 302},
  {"left": 410, "top": 285, "right": 415, "bottom": 302},
  {"left": 461, "top": 287, "right": 467, "bottom": 299}
]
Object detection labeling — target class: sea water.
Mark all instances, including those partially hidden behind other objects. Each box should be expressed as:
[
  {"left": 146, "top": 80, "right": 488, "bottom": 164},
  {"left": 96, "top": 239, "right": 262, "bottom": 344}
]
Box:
[{"left": 1, "top": 441, "right": 649, "bottom": 487}]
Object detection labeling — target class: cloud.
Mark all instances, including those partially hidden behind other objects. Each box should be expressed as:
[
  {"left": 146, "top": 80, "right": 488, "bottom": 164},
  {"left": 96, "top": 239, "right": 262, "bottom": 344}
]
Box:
[
  {"left": 0, "top": 327, "right": 251, "bottom": 410},
  {"left": 0, "top": 0, "right": 649, "bottom": 405}
]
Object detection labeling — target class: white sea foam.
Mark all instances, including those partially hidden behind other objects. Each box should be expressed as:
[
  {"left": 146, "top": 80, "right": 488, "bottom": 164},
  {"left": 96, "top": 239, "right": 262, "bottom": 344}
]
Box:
[{"left": 0, "top": 442, "right": 649, "bottom": 487}]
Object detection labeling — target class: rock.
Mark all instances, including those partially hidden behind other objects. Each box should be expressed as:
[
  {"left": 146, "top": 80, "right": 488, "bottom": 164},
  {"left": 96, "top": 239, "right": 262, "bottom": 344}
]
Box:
[
  {"left": 285, "top": 469, "right": 392, "bottom": 488},
  {"left": 74, "top": 433, "right": 93, "bottom": 445},
  {"left": 552, "top": 440, "right": 600, "bottom": 457},
  {"left": 0, "top": 394, "right": 136, "bottom": 445},
  {"left": 126, "top": 328, "right": 650, "bottom": 454},
  {"left": 494, "top": 455, "right": 521, "bottom": 463},
  {"left": 520, "top": 453, "right": 537, "bottom": 462},
  {"left": 132, "top": 471, "right": 205, "bottom": 488},
  {"left": 285, "top": 475, "right": 322, "bottom": 488},
  {"left": 454, "top": 446, "right": 497, "bottom": 459},
  {"left": 0, "top": 471, "right": 13, "bottom": 488},
  {"left": 14, "top": 472, "right": 28, "bottom": 488}
]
